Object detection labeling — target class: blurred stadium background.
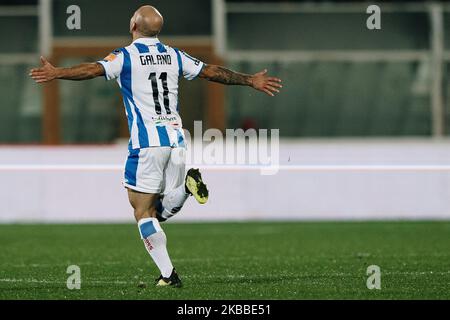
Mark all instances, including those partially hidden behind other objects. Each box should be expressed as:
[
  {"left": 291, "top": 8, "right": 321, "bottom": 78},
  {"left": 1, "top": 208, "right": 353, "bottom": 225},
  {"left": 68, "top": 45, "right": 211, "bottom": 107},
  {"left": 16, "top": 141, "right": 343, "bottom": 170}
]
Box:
[{"left": 1, "top": 0, "right": 450, "bottom": 223}]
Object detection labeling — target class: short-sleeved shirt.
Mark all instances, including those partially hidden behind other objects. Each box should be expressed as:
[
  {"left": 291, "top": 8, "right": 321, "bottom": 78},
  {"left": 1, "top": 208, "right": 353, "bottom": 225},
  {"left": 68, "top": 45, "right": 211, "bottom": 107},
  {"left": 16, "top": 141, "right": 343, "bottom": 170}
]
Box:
[{"left": 97, "top": 37, "right": 204, "bottom": 150}]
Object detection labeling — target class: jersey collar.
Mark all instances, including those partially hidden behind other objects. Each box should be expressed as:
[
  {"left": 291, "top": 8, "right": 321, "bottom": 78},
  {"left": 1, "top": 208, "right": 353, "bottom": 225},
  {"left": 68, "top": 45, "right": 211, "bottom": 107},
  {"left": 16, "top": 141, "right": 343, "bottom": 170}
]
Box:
[{"left": 132, "top": 37, "right": 160, "bottom": 46}]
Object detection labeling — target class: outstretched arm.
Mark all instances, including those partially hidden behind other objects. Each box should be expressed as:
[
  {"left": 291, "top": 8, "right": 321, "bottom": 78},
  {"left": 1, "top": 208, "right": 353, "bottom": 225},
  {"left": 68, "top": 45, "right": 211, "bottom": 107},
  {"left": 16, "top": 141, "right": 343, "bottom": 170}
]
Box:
[
  {"left": 29, "top": 56, "right": 105, "bottom": 83},
  {"left": 198, "top": 64, "right": 282, "bottom": 97}
]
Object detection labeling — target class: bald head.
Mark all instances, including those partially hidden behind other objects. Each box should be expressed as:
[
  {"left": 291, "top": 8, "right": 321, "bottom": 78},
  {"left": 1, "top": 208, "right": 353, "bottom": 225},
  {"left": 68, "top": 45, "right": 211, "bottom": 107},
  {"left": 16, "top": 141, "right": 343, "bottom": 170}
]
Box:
[{"left": 130, "top": 5, "right": 164, "bottom": 38}]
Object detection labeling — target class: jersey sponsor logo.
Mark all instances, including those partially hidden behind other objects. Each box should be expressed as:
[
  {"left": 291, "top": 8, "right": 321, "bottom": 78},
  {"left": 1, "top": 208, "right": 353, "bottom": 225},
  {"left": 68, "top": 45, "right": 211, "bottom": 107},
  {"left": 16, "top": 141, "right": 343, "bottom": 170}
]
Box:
[
  {"left": 152, "top": 115, "right": 180, "bottom": 127},
  {"left": 152, "top": 115, "right": 178, "bottom": 122}
]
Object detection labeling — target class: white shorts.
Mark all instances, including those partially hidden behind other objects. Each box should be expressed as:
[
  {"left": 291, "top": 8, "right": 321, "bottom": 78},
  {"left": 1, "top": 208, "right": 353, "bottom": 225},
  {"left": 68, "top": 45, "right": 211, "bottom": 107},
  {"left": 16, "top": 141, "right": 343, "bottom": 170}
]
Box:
[{"left": 123, "top": 147, "right": 186, "bottom": 194}]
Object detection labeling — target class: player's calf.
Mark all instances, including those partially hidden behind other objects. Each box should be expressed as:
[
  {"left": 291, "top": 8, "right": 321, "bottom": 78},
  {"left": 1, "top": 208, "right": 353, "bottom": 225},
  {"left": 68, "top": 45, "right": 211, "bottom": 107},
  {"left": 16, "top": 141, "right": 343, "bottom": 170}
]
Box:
[
  {"left": 155, "top": 198, "right": 183, "bottom": 222},
  {"left": 155, "top": 169, "right": 209, "bottom": 222},
  {"left": 156, "top": 184, "right": 189, "bottom": 222}
]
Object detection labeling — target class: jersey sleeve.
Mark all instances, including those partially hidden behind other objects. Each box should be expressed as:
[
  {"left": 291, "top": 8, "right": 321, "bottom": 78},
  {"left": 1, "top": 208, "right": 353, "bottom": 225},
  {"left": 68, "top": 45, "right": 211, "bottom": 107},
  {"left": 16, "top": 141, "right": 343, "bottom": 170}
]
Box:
[
  {"left": 97, "top": 49, "right": 124, "bottom": 81},
  {"left": 178, "top": 50, "right": 204, "bottom": 80}
]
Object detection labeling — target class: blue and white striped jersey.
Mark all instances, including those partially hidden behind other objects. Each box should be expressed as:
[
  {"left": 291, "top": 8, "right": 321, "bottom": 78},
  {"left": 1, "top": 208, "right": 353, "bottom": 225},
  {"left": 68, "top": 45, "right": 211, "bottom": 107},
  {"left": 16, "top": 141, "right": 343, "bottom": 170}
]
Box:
[{"left": 98, "top": 37, "right": 204, "bottom": 150}]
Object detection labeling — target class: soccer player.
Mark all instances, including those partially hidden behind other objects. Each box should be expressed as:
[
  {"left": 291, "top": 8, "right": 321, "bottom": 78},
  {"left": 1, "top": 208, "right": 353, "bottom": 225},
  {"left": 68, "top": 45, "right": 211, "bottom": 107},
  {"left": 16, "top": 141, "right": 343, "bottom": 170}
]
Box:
[{"left": 29, "top": 5, "right": 282, "bottom": 287}]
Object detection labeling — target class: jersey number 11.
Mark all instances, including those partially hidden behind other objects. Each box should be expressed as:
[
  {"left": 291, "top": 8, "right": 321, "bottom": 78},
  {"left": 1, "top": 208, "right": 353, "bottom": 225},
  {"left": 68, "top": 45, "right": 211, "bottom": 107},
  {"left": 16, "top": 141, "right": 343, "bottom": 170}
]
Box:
[{"left": 149, "top": 72, "right": 171, "bottom": 115}]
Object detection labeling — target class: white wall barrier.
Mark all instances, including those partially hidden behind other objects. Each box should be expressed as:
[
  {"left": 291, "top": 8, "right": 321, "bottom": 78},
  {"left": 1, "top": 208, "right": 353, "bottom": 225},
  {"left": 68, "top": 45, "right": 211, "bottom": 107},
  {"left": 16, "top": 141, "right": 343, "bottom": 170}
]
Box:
[{"left": 1, "top": 139, "right": 450, "bottom": 223}]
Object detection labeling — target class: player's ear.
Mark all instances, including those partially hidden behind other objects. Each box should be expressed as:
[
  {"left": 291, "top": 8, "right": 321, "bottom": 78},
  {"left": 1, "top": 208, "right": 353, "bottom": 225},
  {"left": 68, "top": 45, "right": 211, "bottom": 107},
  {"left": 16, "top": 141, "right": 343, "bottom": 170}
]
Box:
[{"left": 131, "top": 22, "right": 138, "bottom": 34}]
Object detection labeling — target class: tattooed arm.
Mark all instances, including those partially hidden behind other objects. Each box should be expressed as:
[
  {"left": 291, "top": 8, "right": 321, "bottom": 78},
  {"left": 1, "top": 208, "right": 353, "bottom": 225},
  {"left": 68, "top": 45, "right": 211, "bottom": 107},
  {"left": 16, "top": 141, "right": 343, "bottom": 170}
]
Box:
[
  {"left": 198, "top": 64, "right": 282, "bottom": 97},
  {"left": 29, "top": 56, "right": 104, "bottom": 83}
]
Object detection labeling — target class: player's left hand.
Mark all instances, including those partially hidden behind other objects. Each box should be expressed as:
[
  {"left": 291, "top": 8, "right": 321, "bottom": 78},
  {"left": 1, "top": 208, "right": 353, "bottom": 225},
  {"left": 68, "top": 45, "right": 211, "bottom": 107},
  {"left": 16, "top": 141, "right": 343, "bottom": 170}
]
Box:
[
  {"left": 29, "top": 56, "right": 58, "bottom": 83},
  {"left": 250, "top": 69, "right": 282, "bottom": 97}
]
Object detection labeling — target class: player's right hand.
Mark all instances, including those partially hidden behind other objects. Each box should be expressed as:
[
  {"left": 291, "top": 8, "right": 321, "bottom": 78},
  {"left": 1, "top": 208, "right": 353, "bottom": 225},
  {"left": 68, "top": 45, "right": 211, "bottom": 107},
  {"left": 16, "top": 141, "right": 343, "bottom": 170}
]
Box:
[
  {"left": 29, "top": 56, "right": 58, "bottom": 84},
  {"left": 250, "top": 69, "right": 282, "bottom": 97}
]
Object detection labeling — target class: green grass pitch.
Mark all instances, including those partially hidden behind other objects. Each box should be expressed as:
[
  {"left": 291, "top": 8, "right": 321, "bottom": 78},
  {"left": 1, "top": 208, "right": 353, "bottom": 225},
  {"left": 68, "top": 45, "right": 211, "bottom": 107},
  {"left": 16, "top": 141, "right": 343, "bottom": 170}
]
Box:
[{"left": 1, "top": 221, "right": 449, "bottom": 299}]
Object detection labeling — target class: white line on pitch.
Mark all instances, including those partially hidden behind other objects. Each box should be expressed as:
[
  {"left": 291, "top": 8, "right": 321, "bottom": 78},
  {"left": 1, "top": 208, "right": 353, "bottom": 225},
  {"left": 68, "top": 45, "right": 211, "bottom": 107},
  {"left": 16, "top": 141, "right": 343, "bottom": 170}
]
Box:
[{"left": 1, "top": 165, "right": 450, "bottom": 172}]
